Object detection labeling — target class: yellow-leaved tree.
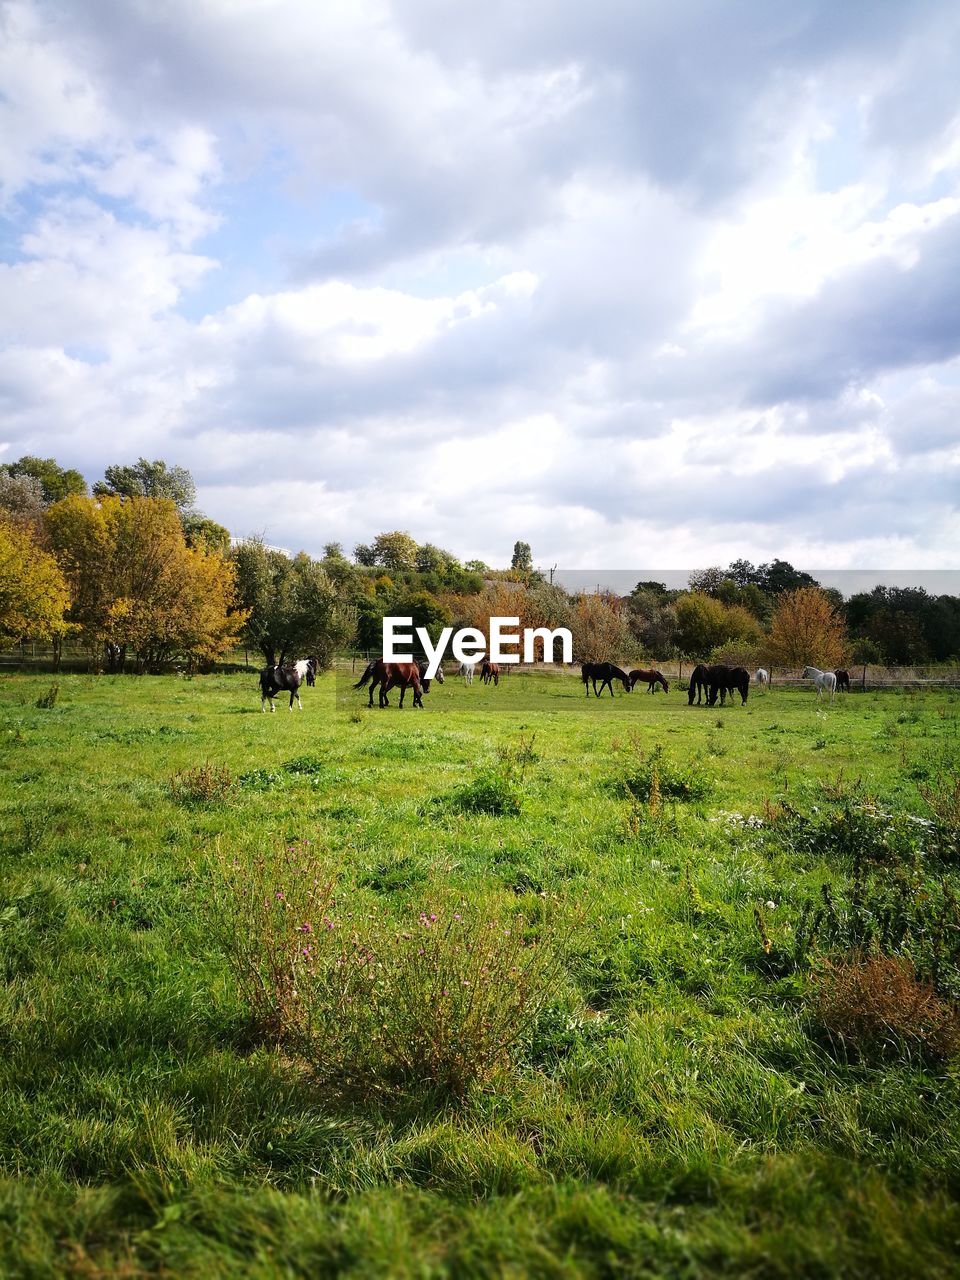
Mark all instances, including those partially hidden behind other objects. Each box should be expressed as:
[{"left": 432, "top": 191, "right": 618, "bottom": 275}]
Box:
[
  {"left": 0, "top": 516, "right": 71, "bottom": 643},
  {"left": 45, "top": 494, "right": 245, "bottom": 670},
  {"left": 767, "top": 586, "right": 848, "bottom": 670}
]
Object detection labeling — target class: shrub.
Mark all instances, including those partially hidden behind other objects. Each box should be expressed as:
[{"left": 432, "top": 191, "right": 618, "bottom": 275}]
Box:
[
  {"left": 623, "top": 744, "right": 711, "bottom": 804},
  {"left": 353, "top": 905, "right": 569, "bottom": 1097},
  {"left": 170, "top": 762, "right": 234, "bottom": 807},
  {"left": 212, "top": 845, "right": 573, "bottom": 1100},
  {"left": 35, "top": 684, "right": 60, "bottom": 709},
  {"left": 808, "top": 952, "right": 960, "bottom": 1062},
  {"left": 209, "top": 840, "right": 341, "bottom": 1044}
]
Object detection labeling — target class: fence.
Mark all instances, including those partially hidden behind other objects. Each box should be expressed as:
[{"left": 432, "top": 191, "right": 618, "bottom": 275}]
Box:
[{"left": 2, "top": 642, "right": 958, "bottom": 690}]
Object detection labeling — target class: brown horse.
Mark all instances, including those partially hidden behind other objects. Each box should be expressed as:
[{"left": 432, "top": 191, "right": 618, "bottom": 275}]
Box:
[
  {"left": 353, "top": 658, "right": 441, "bottom": 708},
  {"left": 835, "top": 669, "right": 851, "bottom": 692},
  {"left": 479, "top": 658, "right": 500, "bottom": 685},
  {"left": 629, "top": 668, "right": 669, "bottom": 693}
]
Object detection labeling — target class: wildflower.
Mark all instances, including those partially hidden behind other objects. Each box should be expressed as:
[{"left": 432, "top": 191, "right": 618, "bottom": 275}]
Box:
[
  {"left": 765, "top": 900, "right": 777, "bottom": 910},
  {"left": 453, "top": 912, "right": 462, "bottom": 921},
  {"left": 298, "top": 922, "right": 313, "bottom": 933}
]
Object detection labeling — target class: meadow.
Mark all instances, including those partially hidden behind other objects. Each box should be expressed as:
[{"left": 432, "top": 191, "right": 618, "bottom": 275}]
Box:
[{"left": 1, "top": 667, "right": 959, "bottom": 1278}]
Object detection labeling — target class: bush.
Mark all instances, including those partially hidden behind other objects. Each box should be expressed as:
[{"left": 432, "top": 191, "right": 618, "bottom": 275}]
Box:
[
  {"left": 354, "top": 905, "right": 569, "bottom": 1097},
  {"left": 212, "top": 845, "right": 572, "bottom": 1099},
  {"left": 170, "top": 762, "right": 234, "bottom": 807},
  {"left": 622, "top": 744, "right": 711, "bottom": 804},
  {"left": 808, "top": 952, "right": 960, "bottom": 1062}
]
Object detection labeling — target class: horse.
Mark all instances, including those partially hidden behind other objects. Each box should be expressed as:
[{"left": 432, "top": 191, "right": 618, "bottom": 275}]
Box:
[
  {"left": 354, "top": 658, "right": 443, "bottom": 708},
  {"left": 259, "top": 657, "right": 318, "bottom": 712},
  {"left": 479, "top": 658, "right": 500, "bottom": 685},
  {"left": 754, "top": 667, "right": 769, "bottom": 688},
  {"left": 629, "top": 668, "right": 669, "bottom": 693},
  {"left": 705, "top": 664, "right": 749, "bottom": 707},
  {"left": 688, "top": 664, "right": 709, "bottom": 705},
  {"left": 458, "top": 660, "right": 479, "bottom": 684},
  {"left": 802, "top": 666, "right": 837, "bottom": 701},
  {"left": 835, "top": 669, "right": 851, "bottom": 692},
  {"left": 581, "top": 661, "right": 631, "bottom": 697}
]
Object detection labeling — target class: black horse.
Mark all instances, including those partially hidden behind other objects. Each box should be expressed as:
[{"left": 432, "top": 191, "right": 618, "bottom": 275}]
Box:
[
  {"left": 706, "top": 664, "right": 749, "bottom": 707},
  {"left": 688, "top": 664, "right": 709, "bottom": 705},
  {"left": 260, "top": 657, "right": 318, "bottom": 712},
  {"left": 835, "top": 668, "right": 851, "bottom": 692},
  {"left": 581, "top": 662, "right": 631, "bottom": 697}
]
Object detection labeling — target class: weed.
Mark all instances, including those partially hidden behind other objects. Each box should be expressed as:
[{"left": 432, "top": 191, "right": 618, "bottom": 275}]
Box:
[
  {"left": 35, "top": 684, "right": 60, "bottom": 709},
  {"left": 171, "top": 761, "right": 234, "bottom": 806},
  {"left": 808, "top": 952, "right": 960, "bottom": 1062},
  {"left": 623, "top": 744, "right": 712, "bottom": 804},
  {"left": 449, "top": 769, "right": 523, "bottom": 816}
]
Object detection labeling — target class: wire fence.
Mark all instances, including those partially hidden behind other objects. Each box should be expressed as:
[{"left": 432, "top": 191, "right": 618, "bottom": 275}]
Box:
[{"left": 2, "top": 642, "right": 958, "bottom": 689}]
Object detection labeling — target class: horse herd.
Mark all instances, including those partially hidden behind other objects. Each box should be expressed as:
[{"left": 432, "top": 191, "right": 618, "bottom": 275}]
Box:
[{"left": 258, "top": 656, "right": 851, "bottom": 710}]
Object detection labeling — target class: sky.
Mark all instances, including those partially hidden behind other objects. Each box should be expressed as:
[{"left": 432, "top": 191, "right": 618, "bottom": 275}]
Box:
[{"left": 2, "top": 0, "right": 960, "bottom": 570}]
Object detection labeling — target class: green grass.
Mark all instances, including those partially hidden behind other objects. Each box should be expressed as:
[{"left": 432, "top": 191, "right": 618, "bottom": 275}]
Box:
[{"left": 1, "top": 668, "right": 960, "bottom": 1277}]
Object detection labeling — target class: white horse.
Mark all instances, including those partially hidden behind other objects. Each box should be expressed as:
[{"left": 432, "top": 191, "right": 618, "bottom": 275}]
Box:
[
  {"left": 802, "top": 665, "right": 836, "bottom": 701},
  {"left": 458, "top": 660, "right": 479, "bottom": 684},
  {"left": 754, "top": 667, "right": 769, "bottom": 689}
]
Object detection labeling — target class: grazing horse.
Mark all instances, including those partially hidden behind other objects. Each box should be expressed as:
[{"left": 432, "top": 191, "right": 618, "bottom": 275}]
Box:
[
  {"left": 479, "top": 658, "right": 500, "bottom": 685},
  {"left": 835, "top": 669, "right": 851, "bottom": 692},
  {"left": 705, "top": 664, "right": 749, "bottom": 707},
  {"left": 688, "top": 663, "right": 709, "bottom": 705},
  {"left": 755, "top": 667, "right": 769, "bottom": 689},
  {"left": 581, "top": 662, "right": 631, "bottom": 697},
  {"left": 259, "top": 657, "right": 318, "bottom": 712},
  {"left": 459, "top": 660, "right": 479, "bottom": 684},
  {"left": 802, "top": 666, "right": 837, "bottom": 701},
  {"left": 629, "top": 668, "right": 669, "bottom": 693},
  {"left": 354, "top": 658, "right": 443, "bottom": 708}
]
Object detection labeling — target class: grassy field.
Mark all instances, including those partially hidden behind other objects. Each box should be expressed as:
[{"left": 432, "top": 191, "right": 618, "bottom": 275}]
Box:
[{"left": 1, "top": 668, "right": 959, "bottom": 1277}]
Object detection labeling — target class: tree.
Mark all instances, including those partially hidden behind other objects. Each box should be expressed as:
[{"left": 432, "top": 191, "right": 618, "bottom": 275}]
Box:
[
  {"left": 767, "top": 587, "right": 848, "bottom": 669},
  {"left": 570, "top": 592, "right": 631, "bottom": 663},
  {"left": 511, "top": 541, "right": 533, "bottom": 574},
  {"left": 0, "top": 516, "right": 70, "bottom": 643},
  {"left": 94, "top": 458, "right": 197, "bottom": 513},
  {"left": 354, "top": 542, "right": 377, "bottom": 567},
  {"left": 0, "top": 472, "right": 45, "bottom": 527},
  {"left": 232, "top": 539, "right": 352, "bottom": 667},
  {"left": 45, "top": 494, "right": 244, "bottom": 670},
  {"left": 1, "top": 455, "right": 86, "bottom": 504},
  {"left": 372, "top": 531, "right": 418, "bottom": 572},
  {"left": 182, "top": 513, "right": 231, "bottom": 554},
  {"left": 674, "top": 593, "right": 761, "bottom": 656},
  {"left": 756, "top": 559, "right": 818, "bottom": 597}
]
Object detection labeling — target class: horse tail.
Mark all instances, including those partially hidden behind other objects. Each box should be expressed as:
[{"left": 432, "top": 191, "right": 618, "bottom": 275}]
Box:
[{"left": 353, "top": 661, "right": 375, "bottom": 689}]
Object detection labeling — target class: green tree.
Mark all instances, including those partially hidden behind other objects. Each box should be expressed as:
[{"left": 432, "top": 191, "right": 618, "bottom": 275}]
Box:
[
  {"left": 94, "top": 458, "right": 197, "bottom": 513},
  {"left": 372, "top": 531, "right": 419, "bottom": 572},
  {"left": 182, "top": 513, "right": 231, "bottom": 554},
  {"left": 511, "top": 541, "right": 533, "bottom": 573},
  {"left": 354, "top": 542, "right": 377, "bottom": 567},
  {"left": 1, "top": 455, "right": 87, "bottom": 504},
  {"left": 232, "top": 539, "right": 352, "bottom": 668}
]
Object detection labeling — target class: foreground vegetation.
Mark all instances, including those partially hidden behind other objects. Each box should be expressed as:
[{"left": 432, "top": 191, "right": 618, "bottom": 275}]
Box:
[{"left": 1, "top": 669, "right": 959, "bottom": 1277}]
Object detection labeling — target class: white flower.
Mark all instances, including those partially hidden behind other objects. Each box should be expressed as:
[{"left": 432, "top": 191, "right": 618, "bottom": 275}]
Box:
[{"left": 765, "top": 900, "right": 777, "bottom": 910}]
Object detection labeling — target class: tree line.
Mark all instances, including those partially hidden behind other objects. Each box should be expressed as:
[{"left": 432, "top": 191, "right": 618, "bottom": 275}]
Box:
[{"left": 2, "top": 455, "right": 959, "bottom": 672}]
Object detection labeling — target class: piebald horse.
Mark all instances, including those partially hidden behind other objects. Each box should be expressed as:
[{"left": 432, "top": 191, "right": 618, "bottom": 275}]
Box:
[{"left": 260, "top": 657, "right": 318, "bottom": 712}]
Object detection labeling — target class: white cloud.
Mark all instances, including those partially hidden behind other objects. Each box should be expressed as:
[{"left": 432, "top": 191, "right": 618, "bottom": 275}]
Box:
[{"left": 2, "top": 0, "right": 960, "bottom": 568}]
